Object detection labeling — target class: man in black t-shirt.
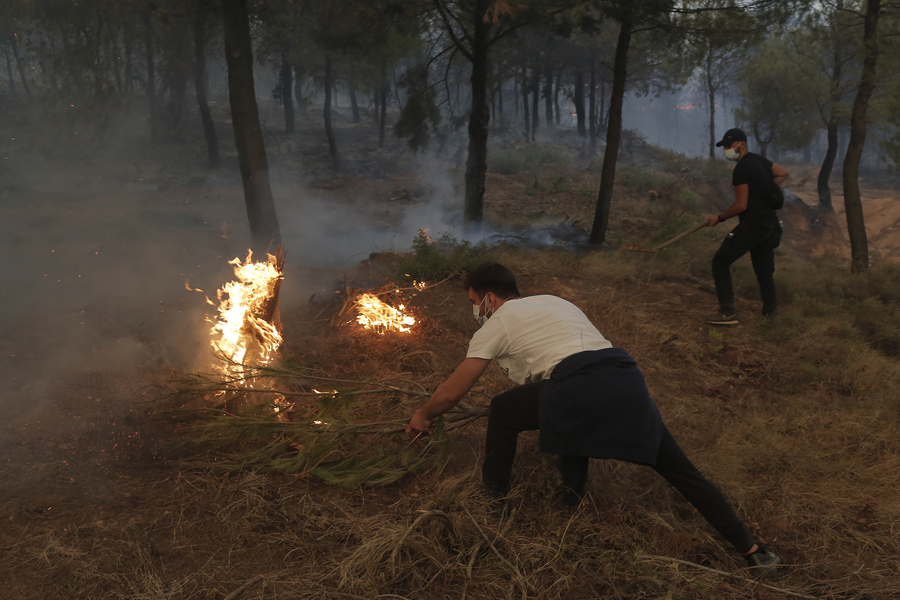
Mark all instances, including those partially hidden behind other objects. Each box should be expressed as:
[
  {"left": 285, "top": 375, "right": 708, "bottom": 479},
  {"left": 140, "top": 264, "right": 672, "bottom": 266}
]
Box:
[{"left": 706, "top": 128, "right": 789, "bottom": 325}]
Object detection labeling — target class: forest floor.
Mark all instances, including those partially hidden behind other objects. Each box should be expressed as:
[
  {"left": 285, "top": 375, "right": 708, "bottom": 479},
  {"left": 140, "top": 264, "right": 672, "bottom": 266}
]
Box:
[{"left": 1, "top": 100, "right": 899, "bottom": 600}]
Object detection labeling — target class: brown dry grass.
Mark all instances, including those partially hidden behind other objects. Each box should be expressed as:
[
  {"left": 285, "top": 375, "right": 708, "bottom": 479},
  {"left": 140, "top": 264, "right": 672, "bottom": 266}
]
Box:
[{"left": 3, "top": 243, "right": 900, "bottom": 600}]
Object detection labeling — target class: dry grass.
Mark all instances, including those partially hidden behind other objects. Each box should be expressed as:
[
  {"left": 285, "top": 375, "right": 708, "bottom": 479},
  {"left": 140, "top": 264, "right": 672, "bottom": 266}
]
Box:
[{"left": 3, "top": 243, "right": 900, "bottom": 600}]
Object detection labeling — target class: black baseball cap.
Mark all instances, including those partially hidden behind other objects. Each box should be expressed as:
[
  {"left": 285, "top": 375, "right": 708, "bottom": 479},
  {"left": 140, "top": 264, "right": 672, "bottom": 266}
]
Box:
[{"left": 716, "top": 128, "right": 747, "bottom": 147}]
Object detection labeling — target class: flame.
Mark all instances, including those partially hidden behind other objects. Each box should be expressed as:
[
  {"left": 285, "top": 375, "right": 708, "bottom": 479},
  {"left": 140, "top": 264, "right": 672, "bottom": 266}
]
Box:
[
  {"left": 354, "top": 293, "right": 416, "bottom": 333},
  {"left": 210, "top": 250, "right": 283, "bottom": 372}
]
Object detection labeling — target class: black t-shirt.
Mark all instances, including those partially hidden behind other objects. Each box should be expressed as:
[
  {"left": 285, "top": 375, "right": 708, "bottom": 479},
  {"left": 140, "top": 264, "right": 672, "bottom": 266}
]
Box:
[{"left": 732, "top": 152, "right": 778, "bottom": 224}]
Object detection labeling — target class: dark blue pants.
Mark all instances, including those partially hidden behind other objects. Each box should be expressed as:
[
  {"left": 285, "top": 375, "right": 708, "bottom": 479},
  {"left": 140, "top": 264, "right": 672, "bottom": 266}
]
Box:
[
  {"left": 483, "top": 381, "right": 756, "bottom": 553},
  {"left": 712, "top": 220, "right": 782, "bottom": 316}
]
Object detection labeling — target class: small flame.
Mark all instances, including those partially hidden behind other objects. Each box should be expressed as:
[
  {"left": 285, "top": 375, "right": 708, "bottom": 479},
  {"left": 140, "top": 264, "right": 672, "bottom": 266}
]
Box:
[
  {"left": 355, "top": 293, "right": 416, "bottom": 333},
  {"left": 210, "top": 250, "right": 283, "bottom": 373}
]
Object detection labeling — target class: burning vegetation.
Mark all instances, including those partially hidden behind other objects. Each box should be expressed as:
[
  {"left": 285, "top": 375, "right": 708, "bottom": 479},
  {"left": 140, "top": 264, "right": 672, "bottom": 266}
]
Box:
[{"left": 209, "top": 248, "right": 285, "bottom": 375}]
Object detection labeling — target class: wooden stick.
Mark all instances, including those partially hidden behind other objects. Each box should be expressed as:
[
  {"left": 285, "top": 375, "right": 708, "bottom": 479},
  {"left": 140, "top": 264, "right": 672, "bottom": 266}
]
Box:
[
  {"left": 650, "top": 221, "right": 708, "bottom": 252},
  {"left": 222, "top": 575, "right": 263, "bottom": 600}
]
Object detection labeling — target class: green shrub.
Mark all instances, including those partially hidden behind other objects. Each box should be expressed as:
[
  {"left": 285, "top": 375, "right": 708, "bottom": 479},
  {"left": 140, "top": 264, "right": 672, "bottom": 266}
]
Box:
[
  {"left": 489, "top": 143, "right": 571, "bottom": 176},
  {"left": 397, "top": 230, "right": 490, "bottom": 281},
  {"left": 616, "top": 166, "right": 663, "bottom": 193},
  {"left": 675, "top": 188, "right": 703, "bottom": 213}
]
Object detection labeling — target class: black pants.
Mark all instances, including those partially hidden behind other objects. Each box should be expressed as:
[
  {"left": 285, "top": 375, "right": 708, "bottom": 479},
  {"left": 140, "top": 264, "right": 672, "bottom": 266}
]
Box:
[
  {"left": 482, "top": 381, "right": 756, "bottom": 553},
  {"left": 712, "top": 220, "right": 782, "bottom": 316}
]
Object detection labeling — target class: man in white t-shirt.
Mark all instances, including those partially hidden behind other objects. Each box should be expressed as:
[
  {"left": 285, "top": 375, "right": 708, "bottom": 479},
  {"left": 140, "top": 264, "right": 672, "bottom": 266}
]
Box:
[{"left": 406, "top": 263, "right": 781, "bottom": 578}]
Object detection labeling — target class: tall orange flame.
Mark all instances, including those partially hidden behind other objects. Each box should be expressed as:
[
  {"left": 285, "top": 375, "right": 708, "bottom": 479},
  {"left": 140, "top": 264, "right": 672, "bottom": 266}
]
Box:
[{"left": 210, "top": 250, "right": 283, "bottom": 372}]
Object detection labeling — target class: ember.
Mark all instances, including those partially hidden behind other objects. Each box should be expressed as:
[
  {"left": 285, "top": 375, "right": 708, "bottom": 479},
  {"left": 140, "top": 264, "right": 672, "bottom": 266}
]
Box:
[
  {"left": 210, "top": 249, "right": 285, "bottom": 373},
  {"left": 354, "top": 293, "right": 416, "bottom": 333}
]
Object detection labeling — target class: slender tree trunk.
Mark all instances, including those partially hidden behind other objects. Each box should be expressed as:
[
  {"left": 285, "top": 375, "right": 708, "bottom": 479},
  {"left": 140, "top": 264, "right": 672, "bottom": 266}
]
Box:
[
  {"left": 222, "top": 0, "right": 282, "bottom": 253},
  {"left": 589, "top": 58, "right": 597, "bottom": 152},
  {"left": 10, "top": 33, "right": 32, "bottom": 102},
  {"left": 378, "top": 60, "right": 387, "bottom": 148},
  {"left": 280, "top": 52, "right": 294, "bottom": 133},
  {"left": 462, "top": 1, "right": 491, "bottom": 227},
  {"left": 521, "top": 65, "right": 530, "bottom": 140},
  {"left": 818, "top": 7, "right": 843, "bottom": 212},
  {"left": 124, "top": 27, "right": 133, "bottom": 94},
  {"left": 590, "top": 17, "right": 632, "bottom": 246},
  {"left": 574, "top": 70, "right": 586, "bottom": 137},
  {"left": 144, "top": 9, "right": 158, "bottom": 141},
  {"left": 600, "top": 75, "right": 607, "bottom": 129},
  {"left": 194, "top": 4, "right": 220, "bottom": 167},
  {"left": 817, "top": 120, "right": 838, "bottom": 211},
  {"left": 530, "top": 66, "right": 538, "bottom": 141},
  {"left": 2, "top": 42, "right": 17, "bottom": 99},
  {"left": 842, "top": 0, "right": 880, "bottom": 272},
  {"left": 513, "top": 76, "right": 518, "bottom": 118},
  {"left": 543, "top": 63, "right": 553, "bottom": 130},
  {"left": 554, "top": 68, "right": 561, "bottom": 126},
  {"left": 498, "top": 81, "right": 503, "bottom": 114},
  {"left": 349, "top": 87, "right": 360, "bottom": 123},
  {"left": 706, "top": 51, "right": 716, "bottom": 159},
  {"left": 294, "top": 67, "right": 307, "bottom": 114},
  {"left": 323, "top": 54, "right": 341, "bottom": 174}
]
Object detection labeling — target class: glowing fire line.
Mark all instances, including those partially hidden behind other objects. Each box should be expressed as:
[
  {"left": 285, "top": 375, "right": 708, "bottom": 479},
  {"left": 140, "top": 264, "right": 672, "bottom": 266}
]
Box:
[{"left": 354, "top": 293, "right": 416, "bottom": 333}]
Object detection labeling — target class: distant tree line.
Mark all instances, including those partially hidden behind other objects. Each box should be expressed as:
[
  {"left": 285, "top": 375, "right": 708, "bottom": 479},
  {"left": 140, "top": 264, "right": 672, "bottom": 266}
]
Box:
[{"left": 1, "top": 0, "right": 898, "bottom": 271}]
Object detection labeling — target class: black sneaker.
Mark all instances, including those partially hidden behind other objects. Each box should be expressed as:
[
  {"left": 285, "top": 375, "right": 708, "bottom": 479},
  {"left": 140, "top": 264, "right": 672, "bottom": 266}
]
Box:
[
  {"left": 744, "top": 544, "right": 782, "bottom": 579},
  {"left": 707, "top": 312, "right": 739, "bottom": 326}
]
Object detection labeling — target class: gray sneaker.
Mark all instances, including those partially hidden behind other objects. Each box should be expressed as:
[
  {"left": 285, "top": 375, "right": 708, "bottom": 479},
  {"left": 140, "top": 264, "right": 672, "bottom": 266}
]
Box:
[
  {"left": 707, "top": 312, "right": 739, "bottom": 326},
  {"left": 744, "top": 545, "right": 782, "bottom": 579}
]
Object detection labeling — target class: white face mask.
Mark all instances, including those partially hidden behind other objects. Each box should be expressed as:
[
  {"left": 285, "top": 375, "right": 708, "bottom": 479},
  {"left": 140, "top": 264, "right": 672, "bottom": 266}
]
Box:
[
  {"left": 724, "top": 144, "right": 741, "bottom": 161},
  {"left": 472, "top": 296, "right": 492, "bottom": 326}
]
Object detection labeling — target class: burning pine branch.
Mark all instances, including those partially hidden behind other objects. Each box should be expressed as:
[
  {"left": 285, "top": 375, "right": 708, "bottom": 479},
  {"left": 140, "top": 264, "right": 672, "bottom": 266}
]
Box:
[
  {"left": 333, "top": 284, "right": 418, "bottom": 334},
  {"left": 168, "top": 357, "right": 488, "bottom": 488},
  {"left": 210, "top": 248, "right": 286, "bottom": 376}
]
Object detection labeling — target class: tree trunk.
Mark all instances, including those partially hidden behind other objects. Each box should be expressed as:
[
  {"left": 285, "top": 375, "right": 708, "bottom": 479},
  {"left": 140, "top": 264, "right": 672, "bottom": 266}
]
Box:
[
  {"left": 498, "top": 81, "right": 503, "bottom": 114},
  {"left": 222, "top": 0, "right": 282, "bottom": 254},
  {"left": 323, "top": 54, "right": 341, "bottom": 174},
  {"left": 462, "top": 2, "right": 491, "bottom": 227},
  {"left": 817, "top": 120, "right": 838, "bottom": 210},
  {"left": 294, "top": 67, "right": 307, "bottom": 114},
  {"left": 124, "top": 27, "right": 133, "bottom": 94},
  {"left": 2, "top": 42, "right": 17, "bottom": 99},
  {"left": 706, "top": 51, "right": 716, "bottom": 159},
  {"left": 349, "top": 87, "right": 360, "bottom": 123},
  {"left": 589, "top": 17, "right": 632, "bottom": 246},
  {"left": 193, "top": 4, "right": 220, "bottom": 167},
  {"left": 9, "top": 34, "right": 32, "bottom": 102},
  {"left": 600, "top": 75, "right": 607, "bottom": 129},
  {"left": 521, "top": 65, "right": 530, "bottom": 140},
  {"left": 818, "top": 6, "right": 844, "bottom": 211},
  {"left": 530, "top": 66, "right": 538, "bottom": 141},
  {"left": 589, "top": 58, "right": 597, "bottom": 152},
  {"left": 144, "top": 9, "right": 158, "bottom": 141},
  {"left": 544, "top": 63, "right": 553, "bottom": 131},
  {"left": 842, "top": 0, "right": 880, "bottom": 272},
  {"left": 280, "top": 52, "right": 294, "bottom": 133},
  {"left": 378, "top": 61, "right": 387, "bottom": 148},
  {"left": 574, "top": 70, "right": 586, "bottom": 137},
  {"left": 554, "top": 68, "right": 561, "bottom": 126}
]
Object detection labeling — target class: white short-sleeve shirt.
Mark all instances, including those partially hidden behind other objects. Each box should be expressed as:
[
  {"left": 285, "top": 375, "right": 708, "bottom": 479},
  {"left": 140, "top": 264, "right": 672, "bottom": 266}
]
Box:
[{"left": 466, "top": 295, "right": 612, "bottom": 384}]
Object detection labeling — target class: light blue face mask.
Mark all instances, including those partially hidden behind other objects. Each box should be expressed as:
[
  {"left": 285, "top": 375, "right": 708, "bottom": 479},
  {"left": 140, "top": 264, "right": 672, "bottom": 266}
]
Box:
[{"left": 472, "top": 295, "right": 492, "bottom": 326}]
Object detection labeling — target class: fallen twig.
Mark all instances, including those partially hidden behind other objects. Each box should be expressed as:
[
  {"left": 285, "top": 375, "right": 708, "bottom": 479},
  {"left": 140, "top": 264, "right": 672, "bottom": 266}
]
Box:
[
  {"left": 462, "top": 506, "right": 535, "bottom": 595},
  {"left": 639, "top": 554, "right": 816, "bottom": 599},
  {"left": 222, "top": 575, "right": 263, "bottom": 600}
]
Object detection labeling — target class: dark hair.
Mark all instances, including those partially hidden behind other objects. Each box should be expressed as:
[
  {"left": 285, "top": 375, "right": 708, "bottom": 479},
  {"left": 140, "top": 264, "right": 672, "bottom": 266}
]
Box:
[{"left": 463, "top": 263, "right": 521, "bottom": 299}]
